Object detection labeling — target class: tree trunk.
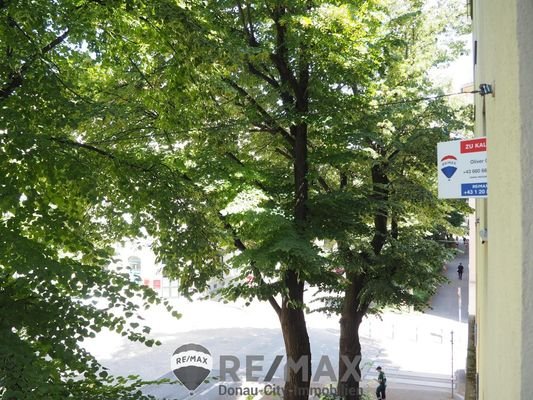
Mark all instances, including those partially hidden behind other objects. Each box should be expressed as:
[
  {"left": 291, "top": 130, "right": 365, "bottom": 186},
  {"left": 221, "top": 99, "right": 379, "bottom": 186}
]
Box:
[
  {"left": 336, "top": 163, "right": 390, "bottom": 398},
  {"left": 338, "top": 275, "right": 364, "bottom": 400},
  {"left": 370, "top": 163, "right": 389, "bottom": 254},
  {"left": 279, "top": 269, "right": 312, "bottom": 400},
  {"left": 278, "top": 46, "right": 310, "bottom": 396},
  {"left": 270, "top": 7, "right": 311, "bottom": 397}
]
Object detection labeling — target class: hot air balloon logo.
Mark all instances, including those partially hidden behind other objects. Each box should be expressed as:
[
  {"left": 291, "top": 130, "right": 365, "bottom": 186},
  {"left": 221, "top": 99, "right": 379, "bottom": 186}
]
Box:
[
  {"left": 171, "top": 343, "right": 212, "bottom": 392},
  {"left": 440, "top": 155, "right": 458, "bottom": 179}
]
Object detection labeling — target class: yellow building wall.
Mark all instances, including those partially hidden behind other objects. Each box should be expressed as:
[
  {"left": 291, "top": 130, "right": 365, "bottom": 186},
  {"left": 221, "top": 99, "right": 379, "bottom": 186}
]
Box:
[
  {"left": 474, "top": 0, "right": 533, "bottom": 398},
  {"left": 517, "top": 1, "right": 533, "bottom": 398}
]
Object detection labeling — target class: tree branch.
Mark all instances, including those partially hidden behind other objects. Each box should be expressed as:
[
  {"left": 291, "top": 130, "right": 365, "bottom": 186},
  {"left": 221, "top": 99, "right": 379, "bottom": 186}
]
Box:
[
  {"left": 219, "top": 213, "right": 281, "bottom": 316},
  {"left": 233, "top": 6, "right": 299, "bottom": 115},
  {"left": 41, "top": 29, "right": 70, "bottom": 54},
  {"left": 370, "top": 164, "right": 389, "bottom": 255},
  {"left": 244, "top": 0, "right": 257, "bottom": 44},
  {"left": 223, "top": 78, "right": 295, "bottom": 148},
  {"left": 0, "top": 73, "right": 23, "bottom": 100},
  {"left": 270, "top": 6, "right": 299, "bottom": 96},
  {"left": 340, "top": 171, "right": 348, "bottom": 190},
  {"left": 387, "top": 149, "right": 400, "bottom": 161},
  {"left": 225, "top": 151, "right": 270, "bottom": 193},
  {"left": 275, "top": 147, "right": 293, "bottom": 160},
  {"left": 128, "top": 56, "right": 155, "bottom": 90},
  {"left": 317, "top": 176, "right": 332, "bottom": 193},
  {"left": 47, "top": 136, "right": 160, "bottom": 176},
  {"left": 0, "top": 29, "right": 69, "bottom": 101},
  {"left": 247, "top": 62, "right": 279, "bottom": 88},
  {"left": 236, "top": 0, "right": 258, "bottom": 47}
]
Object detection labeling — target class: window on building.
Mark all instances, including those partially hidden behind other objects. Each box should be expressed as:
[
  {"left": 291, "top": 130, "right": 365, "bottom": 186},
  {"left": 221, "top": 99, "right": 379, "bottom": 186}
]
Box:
[{"left": 127, "top": 256, "right": 141, "bottom": 274}]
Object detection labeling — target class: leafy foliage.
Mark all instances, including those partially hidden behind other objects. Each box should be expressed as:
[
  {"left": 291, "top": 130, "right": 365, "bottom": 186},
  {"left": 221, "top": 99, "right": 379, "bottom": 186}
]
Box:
[
  {"left": 1, "top": 0, "right": 471, "bottom": 398},
  {"left": 303, "top": 0, "right": 471, "bottom": 315},
  {"left": 0, "top": 0, "right": 181, "bottom": 397}
]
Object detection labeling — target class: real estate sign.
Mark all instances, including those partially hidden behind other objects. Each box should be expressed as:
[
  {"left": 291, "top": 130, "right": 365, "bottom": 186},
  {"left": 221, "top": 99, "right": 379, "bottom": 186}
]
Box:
[{"left": 437, "top": 138, "right": 487, "bottom": 199}]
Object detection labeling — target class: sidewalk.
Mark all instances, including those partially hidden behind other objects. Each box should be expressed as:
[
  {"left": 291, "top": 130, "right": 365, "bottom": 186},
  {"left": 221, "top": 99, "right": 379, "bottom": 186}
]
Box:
[
  {"left": 358, "top": 243, "right": 470, "bottom": 400},
  {"left": 362, "top": 373, "right": 456, "bottom": 400},
  {"left": 426, "top": 242, "right": 469, "bottom": 322},
  {"left": 385, "top": 387, "right": 455, "bottom": 400}
]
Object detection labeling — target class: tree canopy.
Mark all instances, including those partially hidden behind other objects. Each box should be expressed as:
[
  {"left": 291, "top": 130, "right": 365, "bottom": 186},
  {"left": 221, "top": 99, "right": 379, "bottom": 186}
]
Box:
[
  {"left": 0, "top": 1, "right": 183, "bottom": 398},
  {"left": 1, "top": 0, "right": 471, "bottom": 399}
]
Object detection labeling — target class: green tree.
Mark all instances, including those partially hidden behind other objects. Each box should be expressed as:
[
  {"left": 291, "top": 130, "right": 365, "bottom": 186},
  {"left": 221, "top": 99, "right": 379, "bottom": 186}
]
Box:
[
  {"left": 80, "top": 2, "right": 470, "bottom": 400},
  {"left": 67, "top": 2, "right": 470, "bottom": 400},
  {"left": 0, "top": 1, "right": 471, "bottom": 400},
  {"left": 70, "top": 2, "right": 390, "bottom": 399},
  {"left": 304, "top": 2, "right": 472, "bottom": 397},
  {"left": 0, "top": 1, "right": 183, "bottom": 398}
]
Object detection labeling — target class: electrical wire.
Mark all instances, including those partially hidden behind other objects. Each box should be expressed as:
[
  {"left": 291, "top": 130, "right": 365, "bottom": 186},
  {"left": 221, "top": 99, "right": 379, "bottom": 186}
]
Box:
[{"left": 371, "top": 90, "right": 479, "bottom": 108}]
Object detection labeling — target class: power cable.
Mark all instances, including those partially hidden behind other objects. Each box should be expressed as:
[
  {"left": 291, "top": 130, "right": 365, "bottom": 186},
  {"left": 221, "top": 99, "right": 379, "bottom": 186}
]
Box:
[{"left": 371, "top": 90, "right": 479, "bottom": 108}]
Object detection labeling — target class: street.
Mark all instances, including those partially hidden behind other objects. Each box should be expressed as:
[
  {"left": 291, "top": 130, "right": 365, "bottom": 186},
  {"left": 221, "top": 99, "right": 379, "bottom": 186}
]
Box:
[{"left": 85, "top": 243, "right": 470, "bottom": 399}]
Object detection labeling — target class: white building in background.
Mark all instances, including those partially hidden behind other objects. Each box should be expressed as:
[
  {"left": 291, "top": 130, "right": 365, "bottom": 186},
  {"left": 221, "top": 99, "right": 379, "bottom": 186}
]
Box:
[
  {"left": 109, "top": 241, "right": 234, "bottom": 298},
  {"left": 109, "top": 241, "right": 181, "bottom": 298}
]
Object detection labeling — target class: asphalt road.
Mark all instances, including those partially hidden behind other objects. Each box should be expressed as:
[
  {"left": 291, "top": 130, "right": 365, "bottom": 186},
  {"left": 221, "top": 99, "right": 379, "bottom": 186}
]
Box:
[
  {"left": 89, "top": 244, "right": 470, "bottom": 399},
  {"left": 427, "top": 242, "right": 470, "bottom": 322}
]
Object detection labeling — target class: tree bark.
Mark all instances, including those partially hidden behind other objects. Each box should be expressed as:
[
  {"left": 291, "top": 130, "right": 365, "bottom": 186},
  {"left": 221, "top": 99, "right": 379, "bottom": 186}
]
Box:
[
  {"left": 338, "top": 163, "right": 389, "bottom": 399},
  {"left": 279, "top": 269, "right": 312, "bottom": 400},
  {"left": 253, "top": 6, "right": 312, "bottom": 398},
  {"left": 370, "top": 163, "right": 389, "bottom": 254},
  {"left": 278, "top": 3, "right": 311, "bottom": 389},
  {"left": 279, "top": 111, "right": 310, "bottom": 400},
  {"left": 338, "top": 275, "right": 365, "bottom": 400}
]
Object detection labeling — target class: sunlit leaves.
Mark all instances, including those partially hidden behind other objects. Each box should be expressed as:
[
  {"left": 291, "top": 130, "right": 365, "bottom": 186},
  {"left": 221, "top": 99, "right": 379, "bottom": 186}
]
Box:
[
  {"left": 1, "top": 0, "right": 471, "bottom": 396},
  {"left": 0, "top": 0, "right": 183, "bottom": 398}
]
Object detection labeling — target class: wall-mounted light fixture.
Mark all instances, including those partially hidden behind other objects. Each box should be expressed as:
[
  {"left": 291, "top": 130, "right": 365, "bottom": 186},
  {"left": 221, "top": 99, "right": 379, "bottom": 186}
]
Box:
[
  {"left": 479, "top": 228, "right": 488, "bottom": 244},
  {"left": 479, "top": 83, "right": 493, "bottom": 96}
]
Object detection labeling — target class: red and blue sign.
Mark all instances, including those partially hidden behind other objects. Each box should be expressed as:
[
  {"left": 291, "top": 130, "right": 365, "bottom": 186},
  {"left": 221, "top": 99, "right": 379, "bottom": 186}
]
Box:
[{"left": 437, "top": 138, "right": 487, "bottom": 199}]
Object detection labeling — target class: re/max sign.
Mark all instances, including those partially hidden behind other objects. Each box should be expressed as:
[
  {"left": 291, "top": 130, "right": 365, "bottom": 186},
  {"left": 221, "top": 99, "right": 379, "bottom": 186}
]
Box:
[{"left": 218, "top": 355, "right": 361, "bottom": 383}]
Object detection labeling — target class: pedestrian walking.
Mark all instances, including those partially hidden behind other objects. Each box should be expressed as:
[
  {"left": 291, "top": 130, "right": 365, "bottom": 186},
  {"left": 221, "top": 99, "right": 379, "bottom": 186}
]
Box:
[
  {"left": 457, "top": 262, "right": 464, "bottom": 280},
  {"left": 375, "top": 366, "right": 386, "bottom": 399}
]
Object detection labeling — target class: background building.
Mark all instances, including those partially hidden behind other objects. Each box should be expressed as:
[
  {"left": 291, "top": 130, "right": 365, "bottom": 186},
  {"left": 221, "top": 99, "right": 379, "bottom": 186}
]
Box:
[
  {"left": 110, "top": 242, "right": 181, "bottom": 298},
  {"left": 110, "top": 241, "right": 237, "bottom": 298}
]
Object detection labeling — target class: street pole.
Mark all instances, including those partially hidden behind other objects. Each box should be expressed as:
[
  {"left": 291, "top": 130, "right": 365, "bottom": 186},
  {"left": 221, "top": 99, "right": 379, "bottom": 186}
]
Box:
[{"left": 451, "top": 330, "right": 454, "bottom": 398}]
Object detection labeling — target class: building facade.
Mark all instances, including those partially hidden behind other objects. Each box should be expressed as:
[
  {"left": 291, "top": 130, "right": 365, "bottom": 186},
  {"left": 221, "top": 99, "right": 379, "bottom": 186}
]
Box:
[
  {"left": 110, "top": 241, "right": 236, "bottom": 298},
  {"left": 110, "top": 242, "right": 181, "bottom": 298},
  {"left": 472, "top": 0, "right": 533, "bottom": 398}
]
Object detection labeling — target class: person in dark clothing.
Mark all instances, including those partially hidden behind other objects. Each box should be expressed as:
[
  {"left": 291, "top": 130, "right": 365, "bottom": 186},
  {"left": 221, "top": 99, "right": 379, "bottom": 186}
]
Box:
[
  {"left": 457, "top": 262, "right": 464, "bottom": 280},
  {"left": 376, "top": 366, "right": 386, "bottom": 399}
]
